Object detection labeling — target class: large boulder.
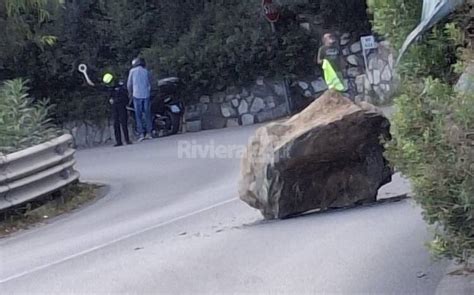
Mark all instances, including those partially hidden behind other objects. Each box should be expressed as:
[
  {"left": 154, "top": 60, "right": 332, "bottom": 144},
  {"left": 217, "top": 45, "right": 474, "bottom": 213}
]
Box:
[{"left": 239, "top": 90, "right": 392, "bottom": 219}]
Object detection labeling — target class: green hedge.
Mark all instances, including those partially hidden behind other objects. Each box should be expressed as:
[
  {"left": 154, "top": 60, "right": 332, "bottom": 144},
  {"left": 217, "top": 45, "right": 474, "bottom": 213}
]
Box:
[
  {"left": 143, "top": 1, "right": 318, "bottom": 97},
  {"left": 369, "top": 0, "right": 473, "bottom": 262}
]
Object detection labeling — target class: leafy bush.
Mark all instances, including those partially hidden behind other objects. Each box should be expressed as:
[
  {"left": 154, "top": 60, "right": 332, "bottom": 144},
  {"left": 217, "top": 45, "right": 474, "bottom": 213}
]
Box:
[
  {"left": 0, "top": 79, "right": 60, "bottom": 154},
  {"left": 388, "top": 77, "right": 474, "bottom": 261},
  {"left": 368, "top": 0, "right": 421, "bottom": 50},
  {"left": 143, "top": 1, "right": 318, "bottom": 99},
  {"left": 369, "top": 0, "right": 473, "bottom": 262}
]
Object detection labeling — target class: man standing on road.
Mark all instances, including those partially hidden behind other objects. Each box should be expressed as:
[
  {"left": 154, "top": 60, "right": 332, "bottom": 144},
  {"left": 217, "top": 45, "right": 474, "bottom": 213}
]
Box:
[
  {"left": 103, "top": 73, "right": 132, "bottom": 147},
  {"left": 78, "top": 66, "right": 132, "bottom": 147},
  {"left": 316, "top": 33, "right": 347, "bottom": 92},
  {"left": 128, "top": 57, "right": 153, "bottom": 141}
]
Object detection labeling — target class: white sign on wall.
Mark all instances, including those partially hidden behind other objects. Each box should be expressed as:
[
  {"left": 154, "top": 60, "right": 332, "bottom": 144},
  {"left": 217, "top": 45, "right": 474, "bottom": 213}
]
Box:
[
  {"left": 360, "top": 35, "right": 378, "bottom": 85},
  {"left": 361, "top": 35, "right": 377, "bottom": 50}
]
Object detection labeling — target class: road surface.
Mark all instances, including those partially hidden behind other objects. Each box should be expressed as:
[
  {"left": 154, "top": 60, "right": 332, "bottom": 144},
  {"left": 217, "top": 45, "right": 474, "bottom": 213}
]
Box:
[{"left": 0, "top": 125, "right": 448, "bottom": 294}]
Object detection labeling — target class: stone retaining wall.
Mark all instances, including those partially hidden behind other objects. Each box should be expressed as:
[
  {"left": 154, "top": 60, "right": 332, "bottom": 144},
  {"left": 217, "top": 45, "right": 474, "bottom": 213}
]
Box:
[
  {"left": 183, "top": 34, "right": 397, "bottom": 133},
  {"left": 62, "top": 120, "right": 114, "bottom": 148},
  {"left": 293, "top": 34, "right": 396, "bottom": 106},
  {"left": 183, "top": 78, "right": 290, "bottom": 133},
  {"left": 360, "top": 40, "right": 397, "bottom": 103},
  {"left": 63, "top": 78, "right": 291, "bottom": 146}
]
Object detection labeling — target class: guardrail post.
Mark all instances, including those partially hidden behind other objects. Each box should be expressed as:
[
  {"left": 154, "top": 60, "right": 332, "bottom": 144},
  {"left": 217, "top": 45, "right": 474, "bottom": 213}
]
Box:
[{"left": 0, "top": 153, "right": 9, "bottom": 204}]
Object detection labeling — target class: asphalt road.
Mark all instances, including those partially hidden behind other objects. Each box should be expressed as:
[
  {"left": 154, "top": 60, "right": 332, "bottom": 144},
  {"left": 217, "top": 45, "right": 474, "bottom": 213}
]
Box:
[{"left": 0, "top": 124, "right": 448, "bottom": 294}]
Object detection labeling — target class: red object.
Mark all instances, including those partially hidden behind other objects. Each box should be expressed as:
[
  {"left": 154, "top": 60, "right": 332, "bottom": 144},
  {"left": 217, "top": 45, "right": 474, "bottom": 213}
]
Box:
[{"left": 262, "top": 0, "right": 280, "bottom": 23}]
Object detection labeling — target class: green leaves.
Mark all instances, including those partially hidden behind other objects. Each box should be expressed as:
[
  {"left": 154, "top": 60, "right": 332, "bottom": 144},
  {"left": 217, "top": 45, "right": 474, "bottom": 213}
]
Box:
[
  {"left": 0, "top": 79, "right": 60, "bottom": 154},
  {"left": 387, "top": 77, "right": 474, "bottom": 262},
  {"left": 369, "top": 0, "right": 422, "bottom": 50},
  {"left": 370, "top": 0, "right": 474, "bottom": 262},
  {"left": 143, "top": 1, "right": 318, "bottom": 100},
  {"left": 39, "top": 35, "right": 57, "bottom": 47}
]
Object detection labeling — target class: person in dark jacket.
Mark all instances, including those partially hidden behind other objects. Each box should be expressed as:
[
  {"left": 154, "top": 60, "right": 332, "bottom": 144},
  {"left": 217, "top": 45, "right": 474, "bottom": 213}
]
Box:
[
  {"left": 78, "top": 65, "right": 132, "bottom": 147},
  {"left": 102, "top": 73, "right": 132, "bottom": 147}
]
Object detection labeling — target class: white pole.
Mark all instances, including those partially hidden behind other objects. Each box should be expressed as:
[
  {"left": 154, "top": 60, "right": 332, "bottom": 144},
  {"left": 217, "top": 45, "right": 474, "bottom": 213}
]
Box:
[{"left": 363, "top": 48, "right": 372, "bottom": 85}]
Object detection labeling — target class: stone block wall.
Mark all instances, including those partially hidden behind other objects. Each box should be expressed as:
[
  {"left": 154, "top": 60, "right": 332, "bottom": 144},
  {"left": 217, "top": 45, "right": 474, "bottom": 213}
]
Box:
[
  {"left": 62, "top": 120, "right": 128, "bottom": 148},
  {"left": 293, "top": 33, "right": 397, "bottom": 106},
  {"left": 359, "top": 40, "right": 397, "bottom": 104},
  {"left": 183, "top": 78, "right": 290, "bottom": 133},
  {"left": 62, "top": 77, "right": 292, "bottom": 147}
]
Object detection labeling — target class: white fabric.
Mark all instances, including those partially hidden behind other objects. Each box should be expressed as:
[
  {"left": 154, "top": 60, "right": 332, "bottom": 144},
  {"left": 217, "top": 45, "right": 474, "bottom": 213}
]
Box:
[{"left": 397, "top": 0, "right": 465, "bottom": 65}]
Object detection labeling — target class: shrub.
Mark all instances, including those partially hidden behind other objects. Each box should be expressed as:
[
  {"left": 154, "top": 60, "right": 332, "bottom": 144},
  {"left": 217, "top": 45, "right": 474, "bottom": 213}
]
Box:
[
  {"left": 143, "top": 0, "right": 319, "bottom": 101},
  {"left": 369, "top": 0, "right": 473, "bottom": 262},
  {"left": 388, "top": 77, "right": 474, "bottom": 261},
  {"left": 0, "top": 79, "right": 60, "bottom": 154}
]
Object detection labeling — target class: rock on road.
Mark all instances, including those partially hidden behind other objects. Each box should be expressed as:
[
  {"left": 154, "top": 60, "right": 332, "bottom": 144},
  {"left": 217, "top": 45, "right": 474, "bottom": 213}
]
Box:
[{"left": 0, "top": 124, "right": 448, "bottom": 294}]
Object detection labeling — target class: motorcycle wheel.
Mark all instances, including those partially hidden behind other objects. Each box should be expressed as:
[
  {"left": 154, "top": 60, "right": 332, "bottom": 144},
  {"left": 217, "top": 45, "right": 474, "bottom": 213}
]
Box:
[{"left": 165, "top": 110, "right": 180, "bottom": 136}]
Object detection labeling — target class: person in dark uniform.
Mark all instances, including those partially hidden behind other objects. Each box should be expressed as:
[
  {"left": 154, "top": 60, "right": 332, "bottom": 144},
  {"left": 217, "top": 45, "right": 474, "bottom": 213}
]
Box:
[
  {"left": 78, "top": 65, "right": 132, "bottom": 147},
  {"left": 102, "top": 73, "right": 132, "bottom": 147}
]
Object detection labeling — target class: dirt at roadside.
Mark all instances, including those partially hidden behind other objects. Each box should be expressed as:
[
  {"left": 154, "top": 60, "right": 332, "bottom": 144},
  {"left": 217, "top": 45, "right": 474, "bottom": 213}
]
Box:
[{"left": 0, "top": 183, "right": 103, "bottom": 238}]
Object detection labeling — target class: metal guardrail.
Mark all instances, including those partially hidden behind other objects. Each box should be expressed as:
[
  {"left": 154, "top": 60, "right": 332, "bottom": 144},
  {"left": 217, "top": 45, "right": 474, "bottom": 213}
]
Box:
[{"left": 0, "top": 134, "right": 80, "bottom": 211}]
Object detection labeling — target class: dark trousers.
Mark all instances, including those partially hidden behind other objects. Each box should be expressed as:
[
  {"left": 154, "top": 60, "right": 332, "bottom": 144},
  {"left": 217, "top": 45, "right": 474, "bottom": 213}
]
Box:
[{"left": 112, "top": 103, "right": 130, "bottom": 145}]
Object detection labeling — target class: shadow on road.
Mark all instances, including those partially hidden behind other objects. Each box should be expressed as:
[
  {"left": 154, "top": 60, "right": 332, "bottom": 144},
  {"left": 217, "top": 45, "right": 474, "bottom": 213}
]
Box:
[{"left": 239, "top": 194, "right": 410, "bottom": 229}]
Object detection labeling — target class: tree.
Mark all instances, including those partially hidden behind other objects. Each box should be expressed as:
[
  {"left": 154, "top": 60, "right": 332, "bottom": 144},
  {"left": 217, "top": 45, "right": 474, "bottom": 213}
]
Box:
[
  {"left": 0, "top": 0, "right": 59, "bottom": 81},
  {"left": 144, "top": 0, "right": 318, "bottom": 98}
]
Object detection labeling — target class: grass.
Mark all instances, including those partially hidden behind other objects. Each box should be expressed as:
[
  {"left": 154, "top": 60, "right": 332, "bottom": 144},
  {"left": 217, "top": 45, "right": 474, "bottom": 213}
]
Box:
[{"left": 0, "top": 182, "right": 102, "bottom": 238}]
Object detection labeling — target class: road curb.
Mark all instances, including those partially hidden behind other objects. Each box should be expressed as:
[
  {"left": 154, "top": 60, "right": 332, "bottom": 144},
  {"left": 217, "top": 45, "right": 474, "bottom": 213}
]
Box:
[{"left": 435, "top": 261, "right": 473, "bottom": 295}]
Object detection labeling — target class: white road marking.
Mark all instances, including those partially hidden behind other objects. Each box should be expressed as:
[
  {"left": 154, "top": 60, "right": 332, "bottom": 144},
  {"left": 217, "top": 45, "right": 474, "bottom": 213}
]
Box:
[{"left": 0, "top": 197, "right": 238, "bottom": 284}]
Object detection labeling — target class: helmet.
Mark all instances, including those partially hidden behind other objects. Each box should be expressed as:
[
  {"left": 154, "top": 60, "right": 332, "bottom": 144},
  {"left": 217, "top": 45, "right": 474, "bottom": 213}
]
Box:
[
  {"left": 131, "top": 57, "right": 145, "bottom": 68},
  {"left": 102, "top": 73, "right": 114, "bottom": 84}
]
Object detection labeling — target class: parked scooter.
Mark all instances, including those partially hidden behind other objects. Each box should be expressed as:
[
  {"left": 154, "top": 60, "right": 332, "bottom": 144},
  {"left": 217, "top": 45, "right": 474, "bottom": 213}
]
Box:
[{"left": 127, "top": 77, "right": 184, "bottom": 137}]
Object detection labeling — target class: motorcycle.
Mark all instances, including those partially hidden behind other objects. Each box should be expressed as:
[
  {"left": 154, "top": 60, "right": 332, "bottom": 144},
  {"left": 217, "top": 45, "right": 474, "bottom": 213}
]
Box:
[{"left": 127, "top": 77, "right": 184, "bottom": 138}]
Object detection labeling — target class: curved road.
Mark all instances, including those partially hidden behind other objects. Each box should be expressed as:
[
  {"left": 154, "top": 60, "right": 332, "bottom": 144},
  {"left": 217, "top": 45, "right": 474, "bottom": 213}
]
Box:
[{"left": 0, "top": 125, "right": 447, "bottom": 294}]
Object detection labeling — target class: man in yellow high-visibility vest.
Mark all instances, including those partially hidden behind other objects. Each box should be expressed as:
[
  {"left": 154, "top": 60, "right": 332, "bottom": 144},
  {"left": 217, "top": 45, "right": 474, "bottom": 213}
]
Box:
[{"left": 316, "top": 33, "right": 347, "bottom": 92}]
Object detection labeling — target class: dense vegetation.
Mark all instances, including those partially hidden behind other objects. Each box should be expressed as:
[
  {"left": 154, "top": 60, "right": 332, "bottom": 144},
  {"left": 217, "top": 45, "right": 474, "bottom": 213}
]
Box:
[
  {"left": 0, "top": 0, "right": 369, "bottom": 124},
  {"left": 369, "top": 0, "right": 473, "bottom": 263},
  {"left": 0, "top": 79, "right": 60, "bottom": 154}
]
